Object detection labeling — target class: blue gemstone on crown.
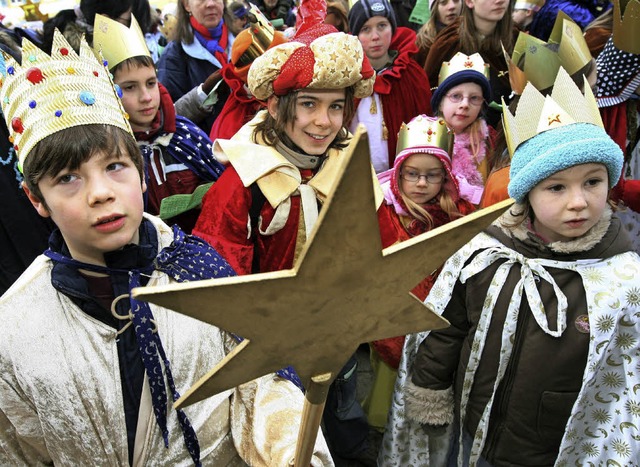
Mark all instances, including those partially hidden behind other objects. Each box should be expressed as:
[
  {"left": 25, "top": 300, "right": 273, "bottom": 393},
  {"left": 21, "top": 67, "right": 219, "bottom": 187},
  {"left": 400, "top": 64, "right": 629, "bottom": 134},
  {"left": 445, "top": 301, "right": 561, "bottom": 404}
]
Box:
[{"left": 79, "top": 91, "right": 96, "bottom": 105}]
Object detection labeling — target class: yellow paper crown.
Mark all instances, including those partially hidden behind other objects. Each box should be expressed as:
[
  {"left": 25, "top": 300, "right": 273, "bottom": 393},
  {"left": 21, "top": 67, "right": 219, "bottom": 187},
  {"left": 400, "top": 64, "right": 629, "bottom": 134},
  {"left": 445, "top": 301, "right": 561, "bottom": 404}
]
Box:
[
  {"left": 502, "top": 67, "right": 602, "bottom": 157},
  {"left": 438, "top": 52, "right": 490, "bottom": 85},
  {"left": 0, "top": 30, "right": 132, "bottom": 169},
  {"left": 504, "top": 11, "right": 591, "bottom": 94},
  {"left": 396, "top": 115, "right": 453, "bottom": 156},
  {"left": 93, "top": 14, "right": 151, "bottom": 70},
  {"left": 613, "top": 0, "right": 640, "bottom": 54}
]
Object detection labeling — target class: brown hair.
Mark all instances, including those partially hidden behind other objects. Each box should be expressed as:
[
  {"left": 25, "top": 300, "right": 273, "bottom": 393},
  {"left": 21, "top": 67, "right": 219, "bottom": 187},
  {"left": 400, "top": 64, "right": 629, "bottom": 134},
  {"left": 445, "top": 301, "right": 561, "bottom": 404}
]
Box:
[
  {"left": 23, "top": 125, "right": 143, "bottom": 205},
  {"left": 111, "top": 55, "right": 156, "bottom": 75},
  {"left": 416, "top": 4, "right": 440, "bottom": 56},
  {"left": 252, "top": 87, "right": 356, "bottom": 151},
  {"left": 458, "top": 1, "right": 514, "bottom": 57},
  {"left": 175, "top": 0, "right": 196, "bottom": 44}
]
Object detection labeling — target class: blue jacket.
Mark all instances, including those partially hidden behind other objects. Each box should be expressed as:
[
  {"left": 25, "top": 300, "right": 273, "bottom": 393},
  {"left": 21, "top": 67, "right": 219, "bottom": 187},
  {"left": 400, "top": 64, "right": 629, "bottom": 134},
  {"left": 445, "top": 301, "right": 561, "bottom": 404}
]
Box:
[{"left": 157, "top": 39, "right": 231, "bottom": 134}]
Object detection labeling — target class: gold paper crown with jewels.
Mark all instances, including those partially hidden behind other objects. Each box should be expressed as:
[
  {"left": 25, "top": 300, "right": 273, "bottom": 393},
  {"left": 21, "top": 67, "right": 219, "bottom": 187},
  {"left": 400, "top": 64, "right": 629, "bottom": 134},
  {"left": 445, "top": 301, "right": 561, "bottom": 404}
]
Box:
[
  {"left": 0, "top": 29, "right": 132, "bottom": 170},
  {"left": 613, "top": 0, "right": 640, "bottom": 54},
  {"left": 504, "top": 11, "right": 591, "bottom": 94},
  {"left": 396, "top": 115, "right": 453, "bottom": 156},
  {"left": 437, "top": 52, "right": 490, "bottom": 85},
  {"left": 93, "top": 14, "right": 151, "bottom": 70},
  {"left": 502, "top": 67, "right": 602, "bottom": 157}
]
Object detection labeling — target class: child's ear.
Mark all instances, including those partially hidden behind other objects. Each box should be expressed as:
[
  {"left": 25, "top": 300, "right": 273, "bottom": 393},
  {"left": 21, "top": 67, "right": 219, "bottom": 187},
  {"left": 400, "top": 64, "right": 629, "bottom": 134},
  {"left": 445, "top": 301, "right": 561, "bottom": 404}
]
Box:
[
  {"left": 267, "top": 95, "right": 279, "bottom": 119},
  {"left": 141, "top": 178, "right": 147, "bottom": 194},
  {"left": 22, "top": 182, "right": 51, "bottom": 218}
]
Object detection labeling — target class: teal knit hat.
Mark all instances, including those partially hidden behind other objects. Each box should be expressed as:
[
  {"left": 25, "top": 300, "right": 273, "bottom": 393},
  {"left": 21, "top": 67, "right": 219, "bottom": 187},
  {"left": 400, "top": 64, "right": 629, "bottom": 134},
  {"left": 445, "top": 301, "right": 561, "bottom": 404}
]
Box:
[{"left": 508, "top": 123, "right": 623, "bottom": 203}]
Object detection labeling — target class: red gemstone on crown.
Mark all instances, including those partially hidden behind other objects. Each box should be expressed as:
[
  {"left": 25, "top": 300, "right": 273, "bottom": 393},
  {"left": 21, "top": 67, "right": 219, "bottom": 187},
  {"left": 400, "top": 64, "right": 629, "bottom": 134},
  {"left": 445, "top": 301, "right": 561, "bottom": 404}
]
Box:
[
  {"left": 26, "top": 67, "right": 44, "bottom": 84},
  {"left": 11, "top": 117, "right": 24, "bottom": 134}
]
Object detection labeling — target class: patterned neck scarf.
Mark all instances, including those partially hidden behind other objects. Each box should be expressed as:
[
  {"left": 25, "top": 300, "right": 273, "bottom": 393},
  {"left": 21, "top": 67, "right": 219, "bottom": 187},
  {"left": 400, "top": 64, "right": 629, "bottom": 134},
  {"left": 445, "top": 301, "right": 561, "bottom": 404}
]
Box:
[
  {"left": 190, "top": 16, "right": 228, "bottom": 61},
  {"left": 45, "top": 224, "right": 236, "bottom": 466}
]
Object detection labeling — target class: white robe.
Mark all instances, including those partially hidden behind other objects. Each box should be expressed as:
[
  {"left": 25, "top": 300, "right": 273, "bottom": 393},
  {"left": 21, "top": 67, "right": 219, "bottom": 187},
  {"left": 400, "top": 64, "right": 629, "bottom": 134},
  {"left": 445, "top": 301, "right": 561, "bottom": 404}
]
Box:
[{"left": 0, "top": 215, "right": 333, "bottom": 466}]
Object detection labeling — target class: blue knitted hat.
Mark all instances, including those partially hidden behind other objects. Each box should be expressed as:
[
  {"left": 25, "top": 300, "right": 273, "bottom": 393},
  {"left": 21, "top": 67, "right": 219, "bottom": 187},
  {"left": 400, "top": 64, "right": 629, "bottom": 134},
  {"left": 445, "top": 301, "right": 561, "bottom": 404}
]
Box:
[
  {"left": 508, "top": 123, "right": 623, "bottom": 203},
  {"left": 430, "top": 69, "right": 491, "bottom": 111}
]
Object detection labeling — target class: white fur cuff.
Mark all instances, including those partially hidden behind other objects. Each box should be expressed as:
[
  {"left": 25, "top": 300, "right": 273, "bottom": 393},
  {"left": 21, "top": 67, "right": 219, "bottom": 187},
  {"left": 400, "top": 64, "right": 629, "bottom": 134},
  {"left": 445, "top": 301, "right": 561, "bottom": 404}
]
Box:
[{"left": 404, "top": 380, "right": 454, "bottom": 426}]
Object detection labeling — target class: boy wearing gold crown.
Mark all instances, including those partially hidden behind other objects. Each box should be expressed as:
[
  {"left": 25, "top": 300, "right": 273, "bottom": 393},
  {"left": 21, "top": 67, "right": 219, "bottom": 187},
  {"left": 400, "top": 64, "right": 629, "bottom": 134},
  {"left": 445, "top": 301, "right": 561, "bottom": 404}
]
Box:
[
  {"left": 0, "top": 31, "right": 333, "bottom": 466},
  {"left": 404, "top": 68, "right": 640, "bottom": 465},
  {"left": 92, "top": 14, "right": 225, "bottom": 233}
]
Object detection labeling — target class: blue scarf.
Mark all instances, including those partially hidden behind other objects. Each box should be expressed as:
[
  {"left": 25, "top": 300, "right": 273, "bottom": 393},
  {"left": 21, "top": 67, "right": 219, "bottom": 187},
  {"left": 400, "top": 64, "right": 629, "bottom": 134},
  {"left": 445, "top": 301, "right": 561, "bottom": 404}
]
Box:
[
  {"left": 44, "top": 223, "right": 303, "bottom": 465},
  {"left": 190, "top": 16, "right": 225, "bottom": 56}
]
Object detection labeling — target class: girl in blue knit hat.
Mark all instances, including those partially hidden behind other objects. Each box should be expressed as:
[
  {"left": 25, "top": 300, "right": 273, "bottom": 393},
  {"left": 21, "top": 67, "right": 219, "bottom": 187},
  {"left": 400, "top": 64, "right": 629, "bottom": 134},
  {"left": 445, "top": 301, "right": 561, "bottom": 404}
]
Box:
[{"left": 402, "top": 68, "right": 640, "bottom": 466}]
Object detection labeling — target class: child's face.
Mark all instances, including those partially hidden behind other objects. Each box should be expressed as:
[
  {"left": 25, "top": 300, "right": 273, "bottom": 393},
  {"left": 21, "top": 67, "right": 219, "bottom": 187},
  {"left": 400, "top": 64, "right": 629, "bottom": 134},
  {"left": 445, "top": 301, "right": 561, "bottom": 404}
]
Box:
[
  {"left": 24, "top": 149, "right": 146, "bottom": 266},
  {"left": 400, "top": 154, "right": 445, "bottom": 206},
  {"left": 437, "top": 0, "right": 462, "bottom": 26},
  {"left": 114, "top": 65, "right": 160, "bottom": 132},
  {"left": 464, "top": 0, "right": 509, "bottom": 24},
  {"left": 439, "top": 82, "right": 484, "bottom": 134},
  {"left": 528, "top": 163, "right": 609, "bottom": 243},
  {"left": 357, "top": 16, "right": 393, "bottom": 67},
  {"left": 512, "top": 8, "right": 533, "bottom": 28},
  {"left": 269, "top": 88, "right": 346, "bottom": 156}
]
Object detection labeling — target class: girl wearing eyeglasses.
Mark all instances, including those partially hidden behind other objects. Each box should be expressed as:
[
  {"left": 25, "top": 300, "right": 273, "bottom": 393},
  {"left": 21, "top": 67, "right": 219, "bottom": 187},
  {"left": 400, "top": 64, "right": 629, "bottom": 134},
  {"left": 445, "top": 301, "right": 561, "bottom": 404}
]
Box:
[
  {"left": 367, "top": 115, "right": 475, "bottom": 434},
  {"left": 431, "top": 52, "right": 496, "bottom": 206}
]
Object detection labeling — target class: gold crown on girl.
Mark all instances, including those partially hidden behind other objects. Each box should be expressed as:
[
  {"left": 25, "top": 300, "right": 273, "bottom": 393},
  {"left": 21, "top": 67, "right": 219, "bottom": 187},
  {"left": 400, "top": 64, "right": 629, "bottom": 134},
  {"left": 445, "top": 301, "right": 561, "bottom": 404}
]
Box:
[
  {"left": 93, "top": 14, "right": 151, "bottom": 69},
  {"left": 504, "top": 11, "right": 591, "bottom": 94},
  {"left": 396, "top": 115, "right": 453, "bottom": 156},
  {"left": 613, "top": 0, "right": 640, "bottom": 54},
  {"left": 437, "top": 52, "right": 490, "bottom": 85},
  {"left": 502, "top": 67, "right": 602, "bottom": 157},
  {"left": 0, "top": 30, "right": 132, "bottom": 170}
]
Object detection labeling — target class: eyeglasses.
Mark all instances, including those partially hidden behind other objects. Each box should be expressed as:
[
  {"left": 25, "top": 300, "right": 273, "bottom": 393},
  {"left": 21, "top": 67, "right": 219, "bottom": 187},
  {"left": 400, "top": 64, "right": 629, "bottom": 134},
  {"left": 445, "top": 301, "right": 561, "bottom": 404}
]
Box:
[
  {"left": 400, "top": 170, "right": 445, "bottom": 184},
  {"left": 445, "top": 92, "right": 485, "bottom": 106}
]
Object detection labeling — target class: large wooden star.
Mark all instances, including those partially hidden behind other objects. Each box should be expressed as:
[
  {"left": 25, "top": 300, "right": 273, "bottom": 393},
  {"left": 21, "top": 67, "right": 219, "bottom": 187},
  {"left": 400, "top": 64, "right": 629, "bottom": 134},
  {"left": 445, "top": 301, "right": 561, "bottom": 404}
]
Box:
[{"left": 133, "top": 126, "right": 512, "bottom": 409}]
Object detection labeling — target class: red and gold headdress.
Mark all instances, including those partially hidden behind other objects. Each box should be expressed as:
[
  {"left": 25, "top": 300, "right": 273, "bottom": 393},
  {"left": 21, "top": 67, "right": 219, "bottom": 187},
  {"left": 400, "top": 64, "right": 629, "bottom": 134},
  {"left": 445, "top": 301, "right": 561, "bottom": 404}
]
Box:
[{"left": 247, "top": 0, "right": 375, "bottom": 100}]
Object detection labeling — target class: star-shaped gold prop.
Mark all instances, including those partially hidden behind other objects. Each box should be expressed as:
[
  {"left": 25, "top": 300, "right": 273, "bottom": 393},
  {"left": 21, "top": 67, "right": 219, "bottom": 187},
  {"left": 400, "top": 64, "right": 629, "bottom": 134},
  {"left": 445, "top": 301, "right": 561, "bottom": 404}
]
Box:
[{"left": 133, "top": 126, "right": 512, "bottom": 465}]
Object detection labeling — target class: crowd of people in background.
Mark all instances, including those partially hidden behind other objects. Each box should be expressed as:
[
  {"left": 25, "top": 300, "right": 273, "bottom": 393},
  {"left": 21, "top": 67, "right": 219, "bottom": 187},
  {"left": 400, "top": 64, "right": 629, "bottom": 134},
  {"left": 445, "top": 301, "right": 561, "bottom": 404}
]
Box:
[{"left": 0, "top": 0, "right": 639, "bottom": 465}]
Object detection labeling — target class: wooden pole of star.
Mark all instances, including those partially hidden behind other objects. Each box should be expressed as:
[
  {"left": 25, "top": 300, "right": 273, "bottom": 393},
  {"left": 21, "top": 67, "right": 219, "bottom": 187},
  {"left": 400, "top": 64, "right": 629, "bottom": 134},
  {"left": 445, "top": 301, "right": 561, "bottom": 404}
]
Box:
[{"left": 294, "top": 372, "right": 332, "bottom": 467}]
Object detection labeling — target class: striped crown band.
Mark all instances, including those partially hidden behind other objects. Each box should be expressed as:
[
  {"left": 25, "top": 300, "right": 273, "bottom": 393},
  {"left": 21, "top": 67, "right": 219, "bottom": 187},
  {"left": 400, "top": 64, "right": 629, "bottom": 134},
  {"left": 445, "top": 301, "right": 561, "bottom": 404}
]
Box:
[{"left": 0, "top": 29, "right": 132, "bottom": 170}]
